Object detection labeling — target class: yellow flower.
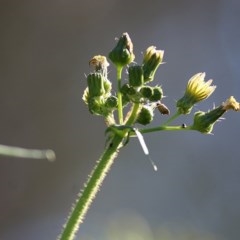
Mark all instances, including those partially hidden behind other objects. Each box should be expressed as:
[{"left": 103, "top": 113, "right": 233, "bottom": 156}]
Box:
[
  {"left": 187, "top": 72, "right": 216, "bottom": 101},
  {"left": 143, "top": 46, "right": 164, "bottom": 64},
  {"left": 177, "top": 72, "right": 216, "bottom": 114}
]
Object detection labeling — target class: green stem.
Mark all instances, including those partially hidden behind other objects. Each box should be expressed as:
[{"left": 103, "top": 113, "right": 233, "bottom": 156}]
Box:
[
  {"left": 134, "top": 111, "right": 190, "bottom": 135},
  {"left": 140, "top": 125, "right": 192, "bottom": 134},
  {"left": 58, "top": 134, "right": 125, "bottom": 240},
  {"left": 117, "top": 66, "right": 124, "bottom": 124},
  {"left": 125, "top": 102, "right": 140, "bottom": 125}
]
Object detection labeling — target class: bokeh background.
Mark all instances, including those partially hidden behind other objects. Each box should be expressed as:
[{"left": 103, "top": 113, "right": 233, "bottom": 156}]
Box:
[{"left": 0, "top": 0, "right": 240, "bottom": 239}]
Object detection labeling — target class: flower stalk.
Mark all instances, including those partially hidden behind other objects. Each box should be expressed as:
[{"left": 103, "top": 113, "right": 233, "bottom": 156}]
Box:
[
  {"left": 117, "top": 65, "right": 124, "bottom": 124},
  {"left": 59, "top": 32, "right": 239, "bottom": 240},
  {"left": 58, "top": 134, "right": 125, "bottom": 240}
]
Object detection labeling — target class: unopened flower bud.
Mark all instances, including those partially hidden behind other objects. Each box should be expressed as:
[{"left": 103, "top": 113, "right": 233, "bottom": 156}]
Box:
[
  {"left": 140, "top": 86, "right": 153, "bottom": 99},
  {"left": 105, "top": 96, "right": 118, "bottom": 109},
  {"left": 191, "top": 96, "right": 239, "bottom": 134},
  {"left": 87, "top": 72, "right": 112, "bottom": 99},
  {"left": 103, "top": 78, "right": 112, "bottom": 94},
  {"left": 121, "top": 83, "right": 136, "bottom": 96},
  {"left": 191, "top": 109, "right": 223, "bottom": 134},
  {"left": 87, "top": 97, "right": 103, "bottom": 115},
  {"left": 136, "top": 105, "right": 154, "bottom": 125},
  {"left": 87, "top": 73, "right": 105, "bottom": 97},
  {"left": 128, "top": 65, "right": 144, "bottom": 87},
  {"left": 142, "top": 46, "right": 164, "bottom": 82},
  {"left": 177, "top": 73, "right": 216, "bottom": 114},
  {"left": 149, "top": 86, "right": 163, "bottom": 101},
  {"left": 109, "top": 32, "right": 135, "bottom": 67}
]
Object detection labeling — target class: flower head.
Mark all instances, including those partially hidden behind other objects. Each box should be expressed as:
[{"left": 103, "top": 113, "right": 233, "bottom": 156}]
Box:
[
  {"left": 142, "top": 46, "right": 164, "bottom": 83},
  {"left": 89, "top": 55, "right": 109, "bottom": 77},
  {"left": 177, "top": 72, "right": 216, "bottom": 114}
]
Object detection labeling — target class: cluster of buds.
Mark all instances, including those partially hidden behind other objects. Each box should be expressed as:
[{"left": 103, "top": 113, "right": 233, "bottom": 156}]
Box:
[
  {"left": 83, "top": 32, "right": 239, "bottom": 134},
  {"left": 83, "top": 33, "right": 166, "bottom": 125}
]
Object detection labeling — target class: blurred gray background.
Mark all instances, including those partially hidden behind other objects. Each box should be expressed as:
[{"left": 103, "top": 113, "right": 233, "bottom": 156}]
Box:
[{"left": 0, "top": 0, "right": 240, "bottom": 239}]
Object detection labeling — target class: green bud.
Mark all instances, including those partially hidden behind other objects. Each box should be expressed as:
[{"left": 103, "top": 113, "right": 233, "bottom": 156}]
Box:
[
  {"left": 103, "top": 78, "right": 112, "bottom": 94},
  {"left": 191, "top": 96, "right": 240, "bottom": 134},
  {"left": 136, "top": 105, "right": 154, "bottom": 125},
  {"left": 88, "top": 96, "right": 116, "bottom": 117},
  {"left": 191, "top": 108, "right": 224, "bottom": 134},
  {"left": 121, "top": 83, "right": 136, "bottom": 96},
  {"left": 87, "top": 73, "right": 105, "bottom": 97},
  {"left": 87, "top": 72, "right": 112, "bottom": 99},
  {"left": 142, "top": 46, "right": 164, "bottom": 82},
  {"left": 105, "top": 96, "right": 118, "bottom": 109},
  {"left": 140, "top": 86, "right": 153, "bottom": 99},
  {"left": 109, "top": 33, "right": 135, "bottom": 67},
  {"left": 128, "top": 65, "right": 144, "bottom": 87},
  {"left": 127, "top": 86, "right": 137, "bottom": 96},
  {"left": 148, "top": 86, "right": 163, "bottom": 101},
  {"left": 87, "top": 97, "right": 104, "bottom": 115}
]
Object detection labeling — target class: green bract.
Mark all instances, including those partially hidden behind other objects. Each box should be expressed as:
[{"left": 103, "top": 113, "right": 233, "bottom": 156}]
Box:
[
  {"left": 109, "top": 32, "right": 135, "bottom": 67},
  {"left": 128, "top": 65, "right": 144, "bottom": 87},
  {"left": 136, "top": 105, "right": 154, "bottom": 125},
  {"left": 142, "top": 46, "right": 164, "bottom": 82},
  {"left": 191, "top": 96, "right": 240, "bottom": 134}
]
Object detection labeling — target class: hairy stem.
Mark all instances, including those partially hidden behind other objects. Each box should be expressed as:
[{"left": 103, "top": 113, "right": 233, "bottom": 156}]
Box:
[
  {"left": 124, "top": 102, "right": 141, "bottom": 125},
  {"left": 58, "top": 134, "right": 124, "bottom": 240}
]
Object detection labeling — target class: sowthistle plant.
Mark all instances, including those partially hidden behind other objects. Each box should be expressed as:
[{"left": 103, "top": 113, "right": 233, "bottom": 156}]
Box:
[{"left": 58, "top": 33, "right": 239, "bottom": 240}]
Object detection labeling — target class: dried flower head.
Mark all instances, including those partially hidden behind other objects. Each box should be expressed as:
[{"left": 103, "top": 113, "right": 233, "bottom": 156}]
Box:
[
  {"left": 89, "top": 55, "right": 109, "bottom": 77},
  {"left": 222, "top": 96, "right": 240, "bottom": 111}
]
